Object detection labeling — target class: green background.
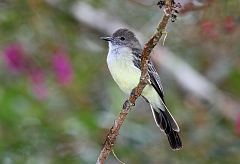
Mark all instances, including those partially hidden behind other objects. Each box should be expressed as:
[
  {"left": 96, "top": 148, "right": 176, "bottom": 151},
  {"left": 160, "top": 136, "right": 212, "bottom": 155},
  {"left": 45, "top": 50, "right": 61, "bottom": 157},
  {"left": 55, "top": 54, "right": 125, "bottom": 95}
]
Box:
[{"left": 0, "top": 0, "right": 240, "bottom": 163}]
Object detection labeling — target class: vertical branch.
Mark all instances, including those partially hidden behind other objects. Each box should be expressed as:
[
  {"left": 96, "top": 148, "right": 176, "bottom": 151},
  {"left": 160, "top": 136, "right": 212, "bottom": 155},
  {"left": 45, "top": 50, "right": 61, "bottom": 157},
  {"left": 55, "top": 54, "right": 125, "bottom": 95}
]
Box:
[{"left": 96, "top": 1, "right": 173, "bottom": 163}]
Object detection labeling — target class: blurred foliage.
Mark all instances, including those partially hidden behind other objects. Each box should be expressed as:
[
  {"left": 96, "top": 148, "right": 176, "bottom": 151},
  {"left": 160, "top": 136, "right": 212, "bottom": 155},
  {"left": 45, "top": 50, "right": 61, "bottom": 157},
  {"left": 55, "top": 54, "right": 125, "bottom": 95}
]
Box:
[{"left": 0, "top": 0, "right": 240, "bottom": 163}]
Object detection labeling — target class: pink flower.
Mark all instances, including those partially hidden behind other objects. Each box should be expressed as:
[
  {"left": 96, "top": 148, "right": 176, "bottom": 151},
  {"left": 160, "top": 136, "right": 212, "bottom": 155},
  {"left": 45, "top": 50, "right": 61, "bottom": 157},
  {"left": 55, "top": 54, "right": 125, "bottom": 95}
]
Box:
[
  {"left": 200, "top": 20, "right": 218, "bottom": 39},
  {"left": 3, "top": 43, "right": 26, "bottom": 72},
  {"left": 235, "top": 113, "right": 240, "bottom": 136},
  {"left": 29, "top": 69, "right": 45, "bottom": 84},
  {"left": 3, "top": 43, "right": 48, "bottom": 100},
  {"left": 31, "top": 82, "right": 48, "bottom": 100},
  {"left": 29, "top": 69, "right": 48, "bottom": 100},
  {"left": 224, "top": 16, "right": 235, "bottom": 33},
  {"left": 52, "top": 50, "right": 73, "bottom": 85}
]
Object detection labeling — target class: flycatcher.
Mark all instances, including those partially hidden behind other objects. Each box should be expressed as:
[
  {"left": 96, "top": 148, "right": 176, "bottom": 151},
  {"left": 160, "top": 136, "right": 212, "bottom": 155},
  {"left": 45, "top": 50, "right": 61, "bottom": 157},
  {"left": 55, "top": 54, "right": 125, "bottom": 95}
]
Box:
[{"left": 101, "top": 28, "right": 182, "bottom": 150}]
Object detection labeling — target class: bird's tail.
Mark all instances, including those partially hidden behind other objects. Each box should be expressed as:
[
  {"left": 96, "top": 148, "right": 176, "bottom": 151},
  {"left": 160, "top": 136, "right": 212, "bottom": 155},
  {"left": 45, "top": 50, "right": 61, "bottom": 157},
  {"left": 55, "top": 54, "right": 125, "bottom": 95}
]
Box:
[{"left": 150, "top": 105, "right": 182, "bottom": 150}]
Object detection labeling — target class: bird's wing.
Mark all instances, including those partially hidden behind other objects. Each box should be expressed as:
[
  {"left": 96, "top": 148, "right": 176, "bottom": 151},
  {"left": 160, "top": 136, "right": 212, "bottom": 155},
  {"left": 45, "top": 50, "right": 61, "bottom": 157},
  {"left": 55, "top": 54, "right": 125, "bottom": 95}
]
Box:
[
  {"left": 132, "top": 49, "right": 165, "bottom": 102},
  {"left": 148, "top": 60, "right": 165, "bottom": 102}
]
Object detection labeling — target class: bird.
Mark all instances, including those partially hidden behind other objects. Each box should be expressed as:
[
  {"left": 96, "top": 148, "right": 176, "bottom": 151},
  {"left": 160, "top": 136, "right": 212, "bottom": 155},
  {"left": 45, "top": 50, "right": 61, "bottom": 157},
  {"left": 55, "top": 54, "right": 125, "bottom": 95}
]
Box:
[{"left": 101, "top": 28, "right": 182, "bottom": 150}]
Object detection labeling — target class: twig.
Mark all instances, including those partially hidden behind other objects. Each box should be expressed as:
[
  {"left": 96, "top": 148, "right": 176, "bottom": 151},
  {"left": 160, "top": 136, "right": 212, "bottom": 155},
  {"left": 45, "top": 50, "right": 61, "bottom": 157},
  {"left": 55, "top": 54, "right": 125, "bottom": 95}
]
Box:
[
  {"left": 46, "top": 0, "right": 240, "bottom": 122},
  {"left": 179, "top": 1, "right": 212, "bottom": 14},
  {"left": 45, "top": 0, "right": 240, "bottom": 161},
  {"left": 46, "top": 0, "right": 240, "bottom": 139},
  {"left": 96, "top": 1, "right": 173, "bottom": 163},
  {"left": 112, "top": 149, "right": 125, "bottom": 164}
]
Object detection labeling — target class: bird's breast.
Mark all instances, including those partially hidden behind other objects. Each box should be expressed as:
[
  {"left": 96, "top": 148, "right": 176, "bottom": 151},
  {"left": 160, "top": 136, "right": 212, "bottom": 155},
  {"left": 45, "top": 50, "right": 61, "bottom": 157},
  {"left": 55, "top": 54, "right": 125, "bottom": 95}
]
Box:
[{"left": 107, "top": 47, "right": 141, "bottom": 94}]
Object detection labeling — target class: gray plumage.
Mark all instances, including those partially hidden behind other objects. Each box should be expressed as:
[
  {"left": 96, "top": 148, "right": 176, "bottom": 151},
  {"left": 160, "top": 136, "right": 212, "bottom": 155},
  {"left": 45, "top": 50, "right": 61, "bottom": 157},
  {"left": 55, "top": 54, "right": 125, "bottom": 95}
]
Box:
[{"left": 101, "top": 28, "right": 182, "bottom": 150}]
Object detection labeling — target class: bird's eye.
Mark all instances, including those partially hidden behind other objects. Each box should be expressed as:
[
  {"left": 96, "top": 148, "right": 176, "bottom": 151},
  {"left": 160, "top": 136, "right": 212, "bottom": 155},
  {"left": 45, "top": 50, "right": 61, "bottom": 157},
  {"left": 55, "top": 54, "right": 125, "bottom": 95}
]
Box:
[{"left": 120, "top": 37, "right": 125, "bottom": 41}]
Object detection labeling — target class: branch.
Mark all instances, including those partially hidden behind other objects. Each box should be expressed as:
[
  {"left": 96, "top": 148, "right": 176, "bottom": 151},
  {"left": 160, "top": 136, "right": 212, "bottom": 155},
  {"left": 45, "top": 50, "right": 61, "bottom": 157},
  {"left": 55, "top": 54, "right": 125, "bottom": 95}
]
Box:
[
  {"left": 46, "top": 0, "right": 240, "bottom": 160},
  {"left": 179, "top": 0, "right": 213, "bottom": 14},
  {"left": 96, "top": 1, "right": 173, "bottom": 163},
  {"left": 63, "top": 1, "right": 240, "bottom": 121}
]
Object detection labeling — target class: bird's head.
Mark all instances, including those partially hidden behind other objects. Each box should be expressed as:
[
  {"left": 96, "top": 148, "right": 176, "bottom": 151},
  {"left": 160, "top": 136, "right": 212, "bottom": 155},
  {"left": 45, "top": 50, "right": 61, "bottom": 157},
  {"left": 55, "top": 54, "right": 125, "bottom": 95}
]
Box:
[{"left": 101, "top": 28, "right": 141, "bottom": 49}]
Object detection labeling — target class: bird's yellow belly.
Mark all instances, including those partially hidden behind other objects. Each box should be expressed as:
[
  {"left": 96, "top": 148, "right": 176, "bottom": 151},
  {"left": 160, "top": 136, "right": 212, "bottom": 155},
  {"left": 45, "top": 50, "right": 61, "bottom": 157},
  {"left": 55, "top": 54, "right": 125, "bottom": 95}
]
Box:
[
  {"left": 109, "top": 59, "right": 141, "bottom": 94},
  {"left": 106, "top": 41, "right": 163, "bottom": 109}
]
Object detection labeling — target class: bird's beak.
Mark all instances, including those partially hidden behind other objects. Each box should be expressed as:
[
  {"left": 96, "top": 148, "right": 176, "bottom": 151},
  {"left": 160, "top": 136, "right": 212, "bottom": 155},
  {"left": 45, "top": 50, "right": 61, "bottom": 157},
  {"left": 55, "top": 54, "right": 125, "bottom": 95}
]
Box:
[{"left": 100, "top": 36, "right": 112, "bottom": 41}]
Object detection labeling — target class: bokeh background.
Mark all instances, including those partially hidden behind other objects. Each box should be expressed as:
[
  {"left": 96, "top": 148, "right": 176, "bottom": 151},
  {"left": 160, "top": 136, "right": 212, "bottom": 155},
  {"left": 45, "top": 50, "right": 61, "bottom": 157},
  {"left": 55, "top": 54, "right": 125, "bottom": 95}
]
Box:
[{"left": 0, "top": 0, "right": 240, "bottom": 163}]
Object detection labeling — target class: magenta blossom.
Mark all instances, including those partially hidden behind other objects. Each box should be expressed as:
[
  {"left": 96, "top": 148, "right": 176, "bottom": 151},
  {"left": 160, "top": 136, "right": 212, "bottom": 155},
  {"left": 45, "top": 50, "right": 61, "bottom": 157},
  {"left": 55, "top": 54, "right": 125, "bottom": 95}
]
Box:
[
  {"left": 31, "top": 82, "right": 48, "bottom": 100},
  {"left": 3, "top": 43, "right": 48, "bottom": 100},
  {"left": 200, "top": 20, "right": 218, "bottom": 40},
  {"left": 52, "top": 50, "right": 74, "bottom": 85},
  {"left": 29, "top": 69, "right": 48, "bottom": 100},
  {"left": 29, "top": 68, "right": 45, "bottom": 84},
  {"left": 235, "top": 113, "right": 240, "bottom": 136},
  {"left": 4, "top": 43, "right": 26, "bottom": 72},
  {"left": 224, "top": 16, "right": 235, "bottom": 33}
]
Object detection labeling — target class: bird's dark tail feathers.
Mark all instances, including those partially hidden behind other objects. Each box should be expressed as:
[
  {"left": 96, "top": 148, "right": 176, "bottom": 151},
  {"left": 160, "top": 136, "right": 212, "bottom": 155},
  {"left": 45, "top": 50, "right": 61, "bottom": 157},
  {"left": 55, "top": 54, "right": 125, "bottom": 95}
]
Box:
[{"left": 151, "top": 106, "right": 182, "bottom": 150}]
